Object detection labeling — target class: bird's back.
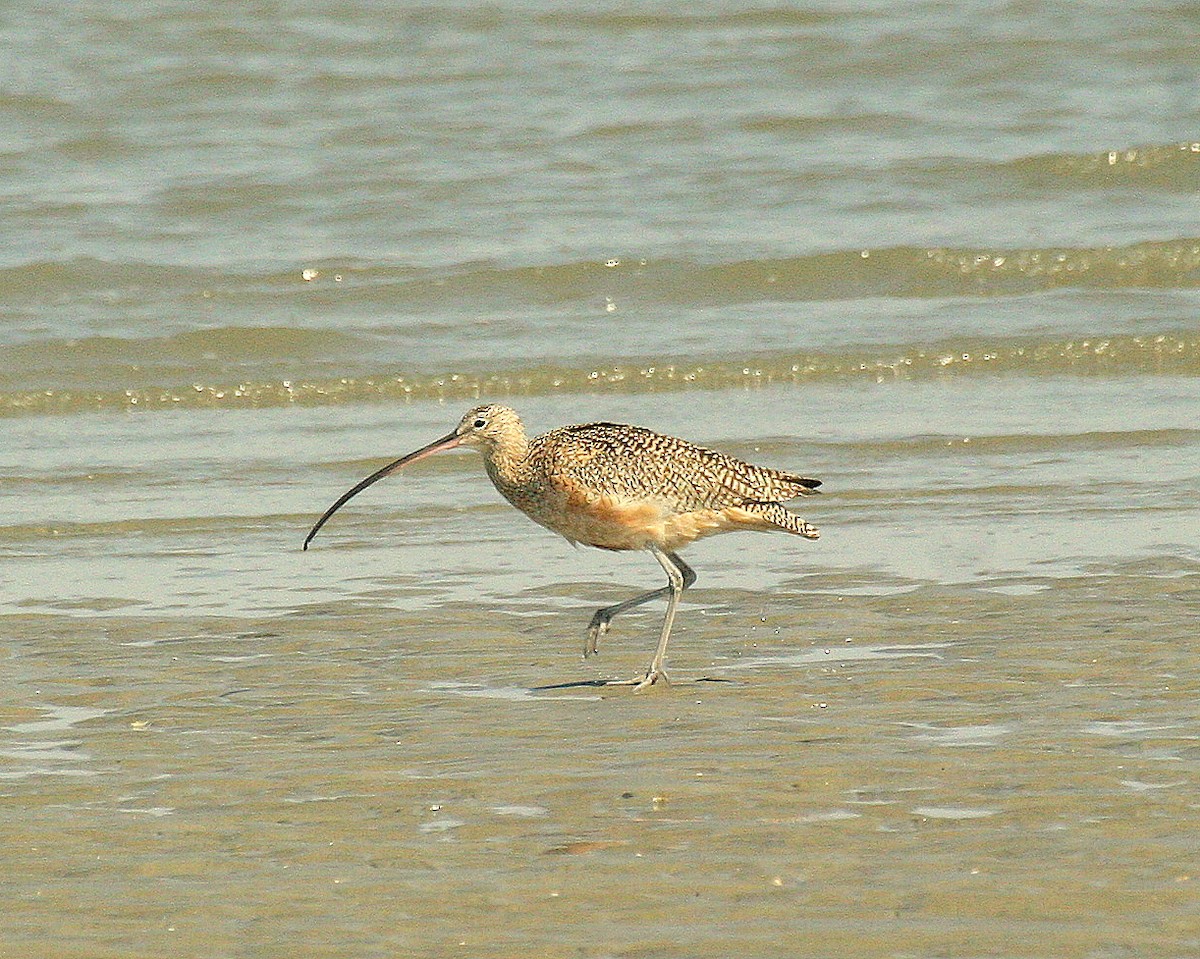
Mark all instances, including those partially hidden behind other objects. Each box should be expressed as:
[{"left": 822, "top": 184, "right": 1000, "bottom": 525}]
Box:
[{"left": 532, "top": 422, "right": 820, "bottom": 511}]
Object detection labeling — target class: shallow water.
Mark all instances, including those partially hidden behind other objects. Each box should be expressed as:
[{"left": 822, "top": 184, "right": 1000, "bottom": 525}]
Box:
[
  {"left": 5, "top": 566, "right": 1199, "bottom": 957},
  {"left": 3, "top": 1, "right": 1200, "bottom": 955}
]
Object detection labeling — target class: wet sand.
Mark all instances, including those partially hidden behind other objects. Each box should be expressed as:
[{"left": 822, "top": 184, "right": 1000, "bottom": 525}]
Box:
[{"left": 5, "top": 560, "right": 1197, "bottom": 957}]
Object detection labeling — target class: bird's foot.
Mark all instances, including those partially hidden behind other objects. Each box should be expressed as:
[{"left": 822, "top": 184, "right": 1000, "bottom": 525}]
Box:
[
  {"left": 633, "top": 668, "right": 669, "bottom": 692},
  {"left": 583, "top": 616, "right": 610, "bottom": 658},
  {"left": 596, "top": 667, "right": 669, "bottom": 690}
]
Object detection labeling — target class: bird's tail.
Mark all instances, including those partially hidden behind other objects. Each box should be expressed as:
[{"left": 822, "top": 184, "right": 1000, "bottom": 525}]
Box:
[
  {"left": 744, "top": 502, "right": 820, "bottom": 539},
  {"left": 770, "top": 471, "right": 822, "bottom": 498}
]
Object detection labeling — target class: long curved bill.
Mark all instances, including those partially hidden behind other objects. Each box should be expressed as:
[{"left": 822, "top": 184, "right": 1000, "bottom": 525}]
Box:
[{"left": 303, "top": 430, "right": 462, "bottom": 550}]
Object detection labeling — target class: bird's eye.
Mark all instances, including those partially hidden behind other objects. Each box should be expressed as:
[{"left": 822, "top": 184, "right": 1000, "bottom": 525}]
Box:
[{"left": 473, "top": 418, "right": 487, "bottom": 428}]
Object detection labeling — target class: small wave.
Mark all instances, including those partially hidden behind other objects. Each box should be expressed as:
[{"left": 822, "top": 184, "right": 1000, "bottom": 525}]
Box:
[
  {"left": 5, "top": 232, "right": 1199, "bottom": 321},
  {"left": 3, "top": 332, "right": 1196, "bottom": 417},
  {"left": 534, "top": 9, "right": 835, "bottom": 31},
  {"left": 1, "top": 326, "right": 364, "bottom": 366},
  {"left": 1010, "top": 142, "right": 1200, "bottom": 191},
  {"left": 367, "top": 238, "right": 1200, "bottom": 304}
]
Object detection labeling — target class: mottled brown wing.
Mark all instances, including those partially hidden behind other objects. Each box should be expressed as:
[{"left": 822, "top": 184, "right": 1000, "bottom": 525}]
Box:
[{"left": 534, "top": 422, "right": 820, "bottom": 511}]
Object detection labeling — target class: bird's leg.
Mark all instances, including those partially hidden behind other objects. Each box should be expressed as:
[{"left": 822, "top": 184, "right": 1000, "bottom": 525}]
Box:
[
  {"left": 584, "top": 552, "right": 696, "bottom": 658},
  {"left": 631, "top": 547, "right": 694, "bottom": 691},
  {"left": 588, "top": 548, "right": 695, "bottom": 690},
  {"left": 585, "top": 585, "right": 669, "bottom": 657}
]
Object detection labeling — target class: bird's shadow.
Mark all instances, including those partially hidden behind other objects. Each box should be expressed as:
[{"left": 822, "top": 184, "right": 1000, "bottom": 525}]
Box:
[{"left": 531, "top": 676, "right": 737, "bottom": 692}]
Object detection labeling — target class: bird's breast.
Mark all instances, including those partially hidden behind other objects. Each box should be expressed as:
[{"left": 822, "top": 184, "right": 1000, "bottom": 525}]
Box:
[
  {"left": 515, "top": 486, "right": 664, "bottom": 550},
  {"left": 502, "top": 482, "right": 750, "bottom": 553}
]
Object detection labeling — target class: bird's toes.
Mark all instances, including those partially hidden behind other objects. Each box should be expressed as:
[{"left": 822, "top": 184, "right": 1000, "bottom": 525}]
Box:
[
  {"left": 632, "top": 669, "right": 669, "bottom": 692},
  {"left": 583, "top": 618, "right": 610, "bottom": 658}
]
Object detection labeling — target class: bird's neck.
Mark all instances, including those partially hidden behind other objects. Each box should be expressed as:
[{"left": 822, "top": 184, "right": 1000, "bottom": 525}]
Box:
[{"left": 482, "top": 428, "right": 532, "bottom": 492}]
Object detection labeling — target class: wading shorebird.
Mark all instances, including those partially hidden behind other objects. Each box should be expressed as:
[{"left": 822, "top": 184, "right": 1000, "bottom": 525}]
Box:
[{"left": 304, "top": 405, "right": 821, "bottom": 690}]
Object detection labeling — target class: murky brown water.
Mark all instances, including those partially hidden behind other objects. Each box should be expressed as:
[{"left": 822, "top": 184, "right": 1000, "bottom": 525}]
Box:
[{"left": 6, "top": 560, "right": 1197, "bottom": 957}]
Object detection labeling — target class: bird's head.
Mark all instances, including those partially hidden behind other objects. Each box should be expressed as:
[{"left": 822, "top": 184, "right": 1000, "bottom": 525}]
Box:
[{"left": 452, "top": 404, "right": 523, "bottom": 449}]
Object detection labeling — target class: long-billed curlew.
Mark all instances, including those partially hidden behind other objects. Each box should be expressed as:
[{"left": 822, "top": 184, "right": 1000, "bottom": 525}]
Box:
[{"left": 304, "top": 405, "right": 821, "bottom": 690}]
